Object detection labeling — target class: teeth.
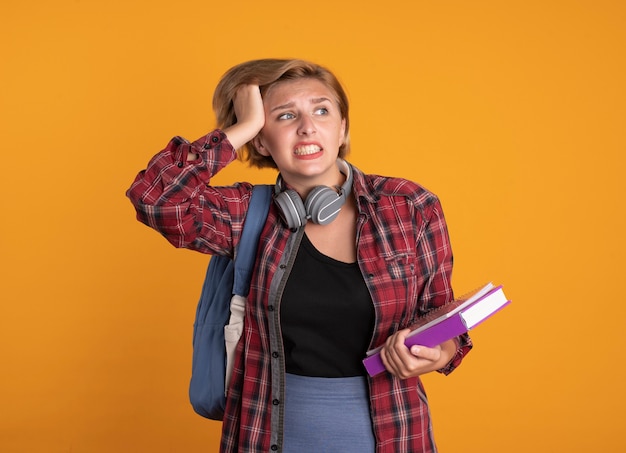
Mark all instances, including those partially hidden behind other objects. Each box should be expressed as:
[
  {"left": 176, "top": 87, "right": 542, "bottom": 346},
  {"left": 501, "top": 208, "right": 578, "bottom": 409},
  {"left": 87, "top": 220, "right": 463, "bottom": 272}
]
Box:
[{"left": 294, "top": 145, "right": 321, "bottom": 155}]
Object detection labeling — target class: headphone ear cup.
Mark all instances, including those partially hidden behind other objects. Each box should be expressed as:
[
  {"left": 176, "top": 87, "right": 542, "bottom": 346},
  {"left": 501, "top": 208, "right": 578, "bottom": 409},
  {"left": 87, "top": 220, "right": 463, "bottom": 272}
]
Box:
[
  {"left": 305, "top": 186, "right": 343, "bottom": 225},
  {"left": 274, "top": 189, "right": 308, "bottom": 229}
]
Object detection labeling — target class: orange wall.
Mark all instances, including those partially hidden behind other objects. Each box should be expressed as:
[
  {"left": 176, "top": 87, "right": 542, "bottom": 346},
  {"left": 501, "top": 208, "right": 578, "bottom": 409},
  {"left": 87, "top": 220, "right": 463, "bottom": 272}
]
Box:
[{"left": 1, "top": 0, "right": 625, "bottom": 451}]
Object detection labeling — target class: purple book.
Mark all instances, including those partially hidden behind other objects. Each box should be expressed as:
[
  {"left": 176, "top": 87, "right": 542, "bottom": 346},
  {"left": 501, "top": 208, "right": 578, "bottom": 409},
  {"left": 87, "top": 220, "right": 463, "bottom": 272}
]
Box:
[{"left": 363, "top": 283, "right": 510, "bottom": 377}]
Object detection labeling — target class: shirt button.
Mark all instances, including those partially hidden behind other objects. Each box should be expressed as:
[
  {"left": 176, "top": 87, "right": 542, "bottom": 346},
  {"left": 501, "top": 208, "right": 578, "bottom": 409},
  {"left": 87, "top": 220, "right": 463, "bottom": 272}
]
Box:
[
  {"left": 272, "top": 399, "right": 280, "bottom": 406},
  {"left": 268, "top": 305, "right": 274, "bottom": 312},
  {"left": 211, "top": 136, "right": 219, "bottom": 143},
  {"left": 271, "top": 445, "right": 278, "bottom": 451},
  {"left": 272, "top": 351, "right": 279, "bottom": 358},
  {"left": 177, "top": 162, "right": 183, "bottom": 168}
]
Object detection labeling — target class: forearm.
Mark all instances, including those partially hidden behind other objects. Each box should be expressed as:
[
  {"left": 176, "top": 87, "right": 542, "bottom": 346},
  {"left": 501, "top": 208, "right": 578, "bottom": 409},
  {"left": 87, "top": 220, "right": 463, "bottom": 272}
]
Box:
[{"left": 126, "top": 130, "right": 245, "bottom": 252}]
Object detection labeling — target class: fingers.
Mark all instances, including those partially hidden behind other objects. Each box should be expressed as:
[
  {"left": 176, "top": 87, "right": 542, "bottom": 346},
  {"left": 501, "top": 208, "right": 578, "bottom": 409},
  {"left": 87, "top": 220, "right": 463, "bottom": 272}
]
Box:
[
  {"left": 223, "top": 85, "right": 265, "bottom": 150},
  {"left": 380, "top": 329, "right": 414, "bottom": 378},
  {"left": 380, "top": 329, "right": 443, "bottom": 379},
  {"left": 233, "top": 84, "right": 265, "bottom": 130}
]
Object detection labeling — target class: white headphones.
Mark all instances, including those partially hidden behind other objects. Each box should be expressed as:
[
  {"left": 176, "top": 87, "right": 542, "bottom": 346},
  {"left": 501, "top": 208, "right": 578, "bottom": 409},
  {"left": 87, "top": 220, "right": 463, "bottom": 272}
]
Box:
[{"left": 273, "top": 159, "right": 353, "bottom": 229}]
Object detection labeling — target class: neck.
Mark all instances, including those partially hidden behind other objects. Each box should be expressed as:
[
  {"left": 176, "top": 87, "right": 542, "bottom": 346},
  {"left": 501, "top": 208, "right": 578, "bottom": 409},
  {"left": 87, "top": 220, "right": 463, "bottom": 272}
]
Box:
[{"left": 280, "top": 160, "right": 349, "bottom": 199}]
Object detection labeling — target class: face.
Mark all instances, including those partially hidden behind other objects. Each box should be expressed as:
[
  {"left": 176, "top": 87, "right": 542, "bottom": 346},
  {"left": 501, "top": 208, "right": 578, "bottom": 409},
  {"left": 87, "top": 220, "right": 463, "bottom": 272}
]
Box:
[{"left": 254, "top": 78, "right": 347, "bottom": 189}]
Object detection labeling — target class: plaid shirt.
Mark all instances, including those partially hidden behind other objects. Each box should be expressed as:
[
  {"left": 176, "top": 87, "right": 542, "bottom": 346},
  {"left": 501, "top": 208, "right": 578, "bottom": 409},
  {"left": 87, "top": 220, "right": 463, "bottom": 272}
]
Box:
[{"left": 127, "top": 130, "right": 472, "bottom": 453}]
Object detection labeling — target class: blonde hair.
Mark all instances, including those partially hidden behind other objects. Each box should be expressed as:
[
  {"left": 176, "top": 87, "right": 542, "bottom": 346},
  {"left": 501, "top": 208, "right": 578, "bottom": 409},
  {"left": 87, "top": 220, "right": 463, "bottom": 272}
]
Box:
[{"left": 213, "top": 59, "right": 350, "bottom": 169}]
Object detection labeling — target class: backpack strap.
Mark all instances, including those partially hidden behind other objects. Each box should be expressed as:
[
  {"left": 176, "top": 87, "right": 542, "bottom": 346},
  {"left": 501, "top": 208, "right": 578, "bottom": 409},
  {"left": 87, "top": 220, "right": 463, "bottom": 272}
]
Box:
[{"left": 232, "top": 185, "right": 273, "bottom": 297}]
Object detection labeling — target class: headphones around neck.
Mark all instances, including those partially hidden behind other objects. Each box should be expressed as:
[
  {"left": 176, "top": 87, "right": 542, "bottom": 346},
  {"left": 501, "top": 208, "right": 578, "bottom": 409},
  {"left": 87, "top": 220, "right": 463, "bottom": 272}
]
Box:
[{"left": 274, "top": 159, "right": 353, "bottom": 230}]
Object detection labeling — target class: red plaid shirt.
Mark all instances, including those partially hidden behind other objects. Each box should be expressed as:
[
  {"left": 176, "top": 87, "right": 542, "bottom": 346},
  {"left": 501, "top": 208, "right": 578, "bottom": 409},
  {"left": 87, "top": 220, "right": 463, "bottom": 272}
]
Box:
[{"left": 127, "top": 130, "right": 472, "bottom": 453}]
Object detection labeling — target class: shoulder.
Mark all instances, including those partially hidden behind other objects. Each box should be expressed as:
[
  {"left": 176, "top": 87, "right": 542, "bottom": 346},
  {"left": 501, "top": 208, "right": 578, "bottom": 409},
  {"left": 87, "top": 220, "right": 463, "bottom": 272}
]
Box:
[{"left": 351, "top": 164, "right": 442, "bottom": 216}]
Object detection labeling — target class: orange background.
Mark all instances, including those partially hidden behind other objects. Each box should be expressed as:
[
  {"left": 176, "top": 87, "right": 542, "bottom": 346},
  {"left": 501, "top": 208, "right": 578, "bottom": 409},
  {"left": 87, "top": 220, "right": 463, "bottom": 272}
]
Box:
[{"left": 1, "top": 0, "right": 625, "bottom": 452}]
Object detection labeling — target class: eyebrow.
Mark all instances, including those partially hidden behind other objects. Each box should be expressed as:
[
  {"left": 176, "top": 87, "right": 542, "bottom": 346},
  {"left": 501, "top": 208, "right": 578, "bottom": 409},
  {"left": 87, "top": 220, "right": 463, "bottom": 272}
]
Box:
[{"left": 269, "top": 97, "right": 332, "bottom": 113}]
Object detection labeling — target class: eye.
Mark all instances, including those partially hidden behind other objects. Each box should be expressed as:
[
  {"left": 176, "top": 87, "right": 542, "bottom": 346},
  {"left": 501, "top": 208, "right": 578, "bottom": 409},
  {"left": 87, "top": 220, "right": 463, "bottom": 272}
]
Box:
[
  {"left": 314, "top": 107, "right": 329, "bottom": 115},
  {"left": 277, "top": 112, "right": 295, "bottom": 120}
]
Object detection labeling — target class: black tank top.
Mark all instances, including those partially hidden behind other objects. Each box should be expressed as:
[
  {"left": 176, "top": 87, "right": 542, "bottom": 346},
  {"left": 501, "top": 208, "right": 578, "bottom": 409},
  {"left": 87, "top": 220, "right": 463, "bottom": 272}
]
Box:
[{"left": 280, "top": 234, "right": 375, "bottom": 377}]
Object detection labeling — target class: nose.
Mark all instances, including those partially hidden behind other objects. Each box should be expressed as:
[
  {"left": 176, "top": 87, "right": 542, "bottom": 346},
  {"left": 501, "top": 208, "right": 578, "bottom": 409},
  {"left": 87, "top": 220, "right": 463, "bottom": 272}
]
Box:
[{"left": 297, "top": 115, "right": 316, "bottom": 135}]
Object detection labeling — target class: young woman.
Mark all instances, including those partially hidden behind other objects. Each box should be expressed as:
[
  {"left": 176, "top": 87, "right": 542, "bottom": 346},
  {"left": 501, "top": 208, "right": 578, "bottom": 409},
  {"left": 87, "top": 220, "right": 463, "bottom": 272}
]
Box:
[{"left": 127, "top": 59, "right": 472, "bottom": 453}]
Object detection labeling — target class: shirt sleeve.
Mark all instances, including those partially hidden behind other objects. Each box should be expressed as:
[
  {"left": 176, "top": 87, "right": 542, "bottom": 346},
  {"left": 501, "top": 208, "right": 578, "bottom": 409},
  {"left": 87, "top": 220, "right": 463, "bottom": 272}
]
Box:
[
  {"left": 126, "top": 129, "right": 252, "bottom": 255},
  {"left": 417, "top": 198, "right": 473, "bottom": 375}
]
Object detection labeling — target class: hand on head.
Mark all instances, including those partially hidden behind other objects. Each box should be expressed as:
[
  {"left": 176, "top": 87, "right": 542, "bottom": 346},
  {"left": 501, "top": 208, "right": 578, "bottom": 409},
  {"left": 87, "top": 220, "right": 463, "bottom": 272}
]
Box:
[{"left": 224, "top": 84, "right": 265, "bottom": 150}]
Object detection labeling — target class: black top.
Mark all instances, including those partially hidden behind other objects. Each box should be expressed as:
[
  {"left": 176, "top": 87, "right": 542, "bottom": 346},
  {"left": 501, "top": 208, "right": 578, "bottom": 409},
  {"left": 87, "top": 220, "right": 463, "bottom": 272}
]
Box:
[{"left": 280, "top": 234, "right": 375, "bottom": 377}]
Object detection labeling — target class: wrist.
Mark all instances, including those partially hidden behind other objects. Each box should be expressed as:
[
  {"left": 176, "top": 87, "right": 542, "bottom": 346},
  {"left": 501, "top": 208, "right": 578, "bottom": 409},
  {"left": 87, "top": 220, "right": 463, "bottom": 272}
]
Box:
[
  {"left": 435, "top": 339, "right": 457, "bottom": 371},
  {"left": 224, "top": 120, "right": 263, "bottom": 150}
]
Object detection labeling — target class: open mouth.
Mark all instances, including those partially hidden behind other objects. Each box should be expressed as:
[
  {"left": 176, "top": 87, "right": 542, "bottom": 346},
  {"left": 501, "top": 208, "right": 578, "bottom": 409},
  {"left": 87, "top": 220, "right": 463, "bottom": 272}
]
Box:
[{"left": 294, "top": 144, "right": 321, "bottom": 156}]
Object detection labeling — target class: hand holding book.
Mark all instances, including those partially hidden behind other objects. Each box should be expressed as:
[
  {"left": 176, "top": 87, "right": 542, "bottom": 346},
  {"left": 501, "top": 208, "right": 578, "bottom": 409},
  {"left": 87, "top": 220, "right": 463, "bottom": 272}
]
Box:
[
  {"left": 363, "top": 283, "right": 510, "bottom": 377},
  {"left": 380, "top": 330, "right": 460, "bottom": 379}
]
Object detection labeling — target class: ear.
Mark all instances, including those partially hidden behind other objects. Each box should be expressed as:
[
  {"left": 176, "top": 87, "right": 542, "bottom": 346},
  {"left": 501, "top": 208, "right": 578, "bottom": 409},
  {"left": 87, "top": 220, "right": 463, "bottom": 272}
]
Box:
[{"left": 253, "top": 135, "right": 271, "bottom": 156}]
